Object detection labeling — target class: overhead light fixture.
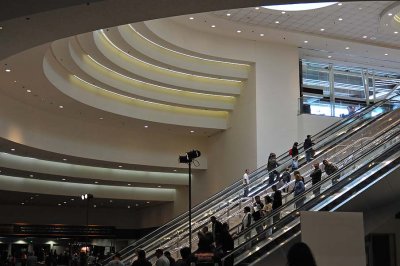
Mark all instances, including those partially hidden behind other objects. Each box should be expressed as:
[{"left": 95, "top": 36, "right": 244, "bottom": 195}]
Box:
[
  {"left": 362, "top": 35, "right": 368, "bottom": 38},
  {"left": 345, "top": 47, "right": 350, "bottom": 50},
  {"left": 58, "top": 203, "right": 61, "bottom": 206},
  {"left": 263, "top": 2, "right": 338, "bottom": 11},
  {"left": 62, "top": 158, "right": 67, "bottom": 161},
  {"left": 63, "top": 201, "right": 67, "bottom": 204},
  {"left": 135, "top": 204, "right": 139, "bottom": 207},
  {"left": 260, "top": 33, "right": 264, "bottom": 36},
  {"left": 328, "top": 55, "right": 332, "bottom": 58},
  {"left": 29, "top": 174, "right": 34, "bottom": 178},
  {"left": 99, "top": 117, "right": 104, "bottom": 120},
  {"left": 5, "top": 69, "right": 11, "bottom": 72},
  {"left": 320, "top": 28, "right": 325, "bottom": 31},
  {"left": 255, "top": 7, "right": 260, "bottom": 10},
  {"left": 81, "top": 194, "right": 93, "bottom": 200},
  {"left": 388, "top": 13, "right": 393, "bottom": 16},
  {"left": 26, "top": 89, "right": 31, "bottom": 93},
  {"left": 94, "top": 181, "right": 99, "bottom": 184},
  {"left": 157, "top": 185, "right": 162, "bottom": 188},
  {"left": 59, "top": 105, "right": 64, "bottom": 109},
  {"left": 395, "top": 31, "right": 399, "bottom": 34},
  {"left": 118, "top": 165, "right": 123, "bottom": 168},
  {"left": 189, "top": 17, "right": 194, "bottom": 20},
  {"left": 275, "top": 21, "right": 280, "bottom": 24},
  {"left": 62, "top": 178, "right": 66, "bottom": 181},
  {"left": 370, "top": 37, "right": 376, "bottom": 40},
  {"left": 128, "top": 205, "right": 131, "bottom": 209},
  {"left": 128, "top": 183, "right": 131, "bottom": 186},
  {"left": 21, "top": 202, "right": 25, "bottom": 205},
  {"left": 226, "top": 13, "right": 231, "bottom": 16},
  {"left": 384, "top": 53, "right": 388, "bottom": 56},
  {"left": 0, "top": 26, "right": 3, "bottom": 30},
  {"left": 146, "top": 201, "right": 150, "bottom": 204},
  {"left": 93, "top": 204, "right": 97, "bottom": 208},
  {"left": 144, "top": 125, "right": 149, "bottom": 128},
  {"left": 304, "top": 40, "right": 308, "bottom": 43},
  {"left": 337, "top": 3, "right": 342, "bottom": 6},
  {"left": 236, "top": 30, "right": 242, "bottom": 33},
  {"left": 70, "top": 198, "right": 74, "bottom": 201},
  {"left": 109, "top": 200, "right": 113, "bottom": 203},
  {"left": 173, "top": 169, "right": 177, "bottom": 172},
  {"left": 190, "top": 130, "right": 195, "bottom": 133},
  {"left": 10, "top": 148, "right": 15, "bottom": 151},
  {"left": 211, "top": 25, "right": 216, "bottom": 28},
  {"left": 338, "top": 18, "right": 343, "bottom": 21},
  {"left": 281, "top": 11, "right": 286, "bottom": 14}
]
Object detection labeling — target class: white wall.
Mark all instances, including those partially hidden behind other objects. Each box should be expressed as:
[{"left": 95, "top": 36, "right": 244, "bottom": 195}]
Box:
[{"left": 297, "top": 114, "right": 341, "bottom": 142}]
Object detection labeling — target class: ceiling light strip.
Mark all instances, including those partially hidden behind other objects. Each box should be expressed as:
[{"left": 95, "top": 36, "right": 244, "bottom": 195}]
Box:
[
  {"left": 81, "top": 48, "right": 234, "bottom": 99},
  {"left": 98, "top": 30, "right": 242, "bottom": 83},
  {"left": 72, "top": 75, "right": 228, "bottom": 117},
  {"left": 128, "top": 25, "right": 250, "bottom": 67}
]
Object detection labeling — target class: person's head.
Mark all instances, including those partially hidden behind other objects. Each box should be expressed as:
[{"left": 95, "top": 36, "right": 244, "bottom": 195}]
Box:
[
  {"left": 179, "top": 247, "right": 191, "bottom": 260},
  {"left": 202, "top": 226, "right": 208, "bottom": 233},
  {"left": 293, "top": 142, "right": 298, "bottom": 147},
  {"left": 287, "top": 242, "right": 316, "bottom": 266},
  {"left": 264, "top": 195, "right": 272, "bottom": 204},
  {"left": 137, "top": 250, "right": 146, "bottom": 260},
  {"left": 285, "top": 167, "right": 290, "bottom": 172},
  {"left": 255, "top": 195, "right": 261, "bottom": 202},
  {"left": 113, "top": 253, "right": 121, "bottom": 261},
  {"left": 210, "top": 216, "right": 217, "bottom": 223},
  {"left": 322, "top": 159, "right": 328, "bottom": 165},
  {"left": 244, "top": 206, "right": 251, "bottom": 213},
  {"left": 155, "top": 249, "right": 163, "bottom": 258},
  {"left": 164, "top": 251, "right": 171, "bottom": 258},
  {"left": 313, "top": 162, "right": 320, "bottom": 169},
  {"left": 272, "top": 185, "right": 277, "bottom": 191},
  {"left": 245, "top": 169, "right": 249, "bottom": 174},
  {"left": 293, "top": 170, "right": 300, "bottom": 177},
  {"left": 307, "top": 135, "right": 311, "bottom": 139}
]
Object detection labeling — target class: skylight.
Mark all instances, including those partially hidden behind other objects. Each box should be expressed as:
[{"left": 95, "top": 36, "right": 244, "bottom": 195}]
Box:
[{"left": 263, "top": 2, "right": 338, "bottom": 12}]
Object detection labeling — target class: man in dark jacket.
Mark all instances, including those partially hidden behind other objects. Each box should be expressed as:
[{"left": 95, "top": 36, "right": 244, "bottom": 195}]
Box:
[
  {"left": 267, "top": 153, "right": 279, "bottom": 185},
  {"left": 210, "top": 216, "right": 223, "bottom": 243},
  {"left": 310, "top": 162, "right": 322, "bottom": 195},
  {"left": 304, "top": 135, "right": 315, "bottom": 163},
  {"left": 323, "top": 159, "right": 339, "bottom": 184},
  {"left": 271, "top": 185, "right": 282, "bottom": 224}
]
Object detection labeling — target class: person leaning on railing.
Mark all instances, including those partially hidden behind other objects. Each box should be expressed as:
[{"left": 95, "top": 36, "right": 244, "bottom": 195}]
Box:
[{"left": 322, "top": 159, "right": 339, "bottom": 184}]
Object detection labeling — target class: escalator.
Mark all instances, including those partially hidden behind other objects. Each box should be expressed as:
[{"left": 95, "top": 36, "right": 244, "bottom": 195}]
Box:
[
  {"left": 221, "top": 112, "right": 400, "bottom": 266},
  {"left": 103, "top": 97, "right": 399, "bottom": 265}
]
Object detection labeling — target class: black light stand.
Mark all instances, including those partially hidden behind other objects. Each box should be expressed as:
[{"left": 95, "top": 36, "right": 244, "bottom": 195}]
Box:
[{"left": 179, "top": 150, "right": 201, "bottom": 250}]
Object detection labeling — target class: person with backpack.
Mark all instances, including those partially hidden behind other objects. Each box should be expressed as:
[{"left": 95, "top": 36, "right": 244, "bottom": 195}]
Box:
[
  {"left": 290, "top": 142, "right": 299, "bottom": 170},
  {"left": 323, "top": 159, "right": 339, "bottom": 184}
]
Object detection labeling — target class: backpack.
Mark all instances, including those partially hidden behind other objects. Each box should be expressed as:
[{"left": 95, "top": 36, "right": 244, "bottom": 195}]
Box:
[{"left": 289, "top": 148, "right": 292, "bottom": 156}]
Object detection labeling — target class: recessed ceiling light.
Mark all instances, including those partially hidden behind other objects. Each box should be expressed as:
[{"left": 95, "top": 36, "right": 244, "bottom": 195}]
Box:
[
  {"left": 135, "top": 204, "right": 139, "bottom": 207},
  {"left": 109, "top": 200, "right": 113, "bottom": 203},
  {"left": 304, "top": 40, "right": 308, "bottom": 43},
  {"left": 388, "top": 13, "right": 393, "bottom": 16},
  {"left": 63, "top": 201, "right": 67, "bottom": 204},
  {"left": 384, "top": 53, "right": 388, "bottom": 56},
  {"left": 62, "top": 178, "right": 66, "bottom": 181},
  {"left": 173, "top": 169, "right": 177, "bottom": 172},
  {"left": 236, "top": 30, "right": 242, "bottom": 33},
  {"left": 59, "top": 105, "right": 64, "bottom": 109},
  {"left": 5, "top": 69, "right": 11, "bottom": 72},
  {"left": 190, "top": 130, "right": 195, "bottom": 133},
  {"left": 13, "top": 80, "right": 17, "bottom": 83},
  {"left": 118, "top": 165, "right": 123, "bottom": 168},
  {"left": 30, "top": 197, "right": 34, "bottom": 200},
  {"left": 144, "top": 125, "right": 148, "bottom": 128},
  {"left": 338, "top": 3, "right": 342, "bottom": 6},
  {"left": 394, "top": 31, "right": 399, "bottom": 34},
  {"left": 94, "top": 181, "right": 99, "bottom": 184},
  {"left": 29, "top": 174, "right": 34, "bottom": 178},
  {"left": 255, "top": 7, "right": 260, "bottom": 10},
  {"left": 70, "top": 198, "right": 74, "bottom": 201},
  {"left": 93, "top": 204, "right": 97, "bottom": 208},
  {"left": 370, "top": 37, "right": 376, "bottom": 40},
  {"left": 26, "top": 89, "right": 31, "bottom": 93},
  {"left": 320, "top": 28, "right": 325, "bottom": 31},
  {"left": 0, "top": 26, "right": 3, "bottom": 30},
  {"left": 345, "top": 47, "right": 350, "bottom": 50},
  {"left": 260, "top": 33, "right": 264, "bottom": 37},
  {"left": 362, "top": 35, "right": 368, "bottom": 39},
  {"left": 189, "top": 17, "right": 194, "bottom": 20},
  {"left": 146, "top": 201, "right": 150, "bottom": 204},
  {"left": 128, "top": 205, "right": 131, "bottom": 209},
  {"left": 211, "top": 25, "right": 216, "bottom": 28},
  {"left": 99, "top": 117, "right": 104, "bottom": 120},
  {"left": 157, "top": 185, "right": 162, "bottom": 188},
  {"left": 328, "top": 55, "right": 332, "bottom": 58},
  {"left": 10, "top": 148, "right": 15, "bottom": 151},
  {"left": 226, "top": 13, "right": 231, "bottom": 16},
  {"left": 58, "top": 203, "right": 61, "bottom": 206},
  {"left": 128, "top": 183, "right": 131, "bottom": 186},
  {"left": 358, "top": 7, "right": 362, "bottom": 10},
  {"left": 21, "top": 202, "right": 25, "bottom": 205},
  {"left": 385, "top": 24, "right": 389, "bottom": 27},
  {"left": 281, "top": 11, "right": 286, "bottom": 14},
  {"left": 275, "top": 21, "right": 280, "bottom": 24},
  {"left": 338, "top": 18, "right": 343, "bottom": 21},
  {"left": 62, "top": 158, "right": 67, "bottom": 161}
]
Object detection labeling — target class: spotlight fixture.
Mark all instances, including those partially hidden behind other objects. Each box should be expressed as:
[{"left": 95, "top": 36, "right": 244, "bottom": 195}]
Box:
[
  {"left": 10, "top": 148, "right": 15, "bottom": 151},
  {"left": 304, "top": 40, "right": 308, "bottom": 43},
  {"left": 26, "top": 89, "right": 32, "bottom": 93},
  {"left": 189, "top": 17, "right": 194, "bottom": 20},
  {"left": 260, "top": 33, "right": 264, "bottom": 37},
  {"left": 179, "top": 150, "right": 201, "bottom": 164},
  {"left": 395, "top": 32, "right": 399, "bottom": 34},
  {"left": 345, "top": 47, "right": 350, "bottom": 50},
  {"left": 5, "top": 69, "right": 11, "bottom": 72},
  {"left": 81, "top": 194, "right": 94, "bottom": 200},
  {"left": 362, "top": 35, "right": 368, "bottom": 38},
  {"left": 236, "top": 30, "right": 242, "bottom": 33},
  {"left": 320, "top": 28, "right": 325, "bottom": 31},
  {"left": 211, "top": 25, "right": 216, "bottom": 28},
  {"left": 226, "top": 13, "right": 231, "bottom": 16}
]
